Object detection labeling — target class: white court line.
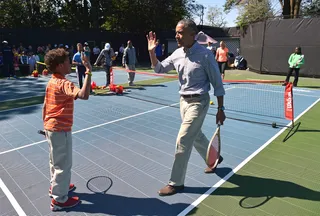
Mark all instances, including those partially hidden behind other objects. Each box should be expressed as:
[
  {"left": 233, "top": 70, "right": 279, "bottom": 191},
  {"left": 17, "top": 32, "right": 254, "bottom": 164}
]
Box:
[
  {"left": 0, "top": 178, "right": 26, "bottom": 216},
  {"left": 178, "top": 97, "right": 320, "bottom": 216},
  {"left": 0, "top": 102, "right": 179, "bottom": 155}
]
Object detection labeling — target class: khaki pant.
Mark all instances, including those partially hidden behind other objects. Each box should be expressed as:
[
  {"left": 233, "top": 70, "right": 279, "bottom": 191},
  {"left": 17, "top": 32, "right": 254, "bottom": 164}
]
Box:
[
  {"left": 169, "top": 93, "right": 210, "bottom": 186},
  {"left": 125, "top": 64, "right": 135, "bottom": 84},
  {"left": 45, "top": 130, "right": 73, "bottom": 203}
]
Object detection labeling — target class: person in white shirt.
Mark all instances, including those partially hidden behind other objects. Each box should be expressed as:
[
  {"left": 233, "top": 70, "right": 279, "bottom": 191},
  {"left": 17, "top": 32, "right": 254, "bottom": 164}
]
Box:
[{"left": 92, "top": 46, "right": 100, "bottom": 64}]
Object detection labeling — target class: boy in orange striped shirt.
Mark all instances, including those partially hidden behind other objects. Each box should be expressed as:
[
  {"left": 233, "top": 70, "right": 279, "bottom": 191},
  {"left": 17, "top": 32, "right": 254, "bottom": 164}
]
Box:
[{"left": 42, "top": 48, "right": 92, "bottom": 211}]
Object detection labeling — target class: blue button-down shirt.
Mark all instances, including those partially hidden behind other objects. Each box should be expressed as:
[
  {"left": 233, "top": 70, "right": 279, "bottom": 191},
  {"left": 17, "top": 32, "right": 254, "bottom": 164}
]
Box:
[{"left": 154, "top": 41, "right": 225, "bottom": 96}]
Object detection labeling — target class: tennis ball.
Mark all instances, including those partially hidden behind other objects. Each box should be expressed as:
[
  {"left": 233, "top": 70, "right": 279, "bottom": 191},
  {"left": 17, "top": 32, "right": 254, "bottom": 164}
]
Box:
[
  {"left": 210, "top": 101, "right": 214, "bottom": 105},
  {"left": 272, "top": 122, "right": 277, "bottom": 128}
]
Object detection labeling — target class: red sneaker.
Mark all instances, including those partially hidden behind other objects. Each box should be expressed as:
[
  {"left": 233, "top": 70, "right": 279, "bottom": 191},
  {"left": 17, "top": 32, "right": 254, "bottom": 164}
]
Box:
[
  {"left": 49, "top": 183, "right": 75, "bottom": 197},
  {"left": 50, "top": 196, "right": 80, "bottom": 211}
]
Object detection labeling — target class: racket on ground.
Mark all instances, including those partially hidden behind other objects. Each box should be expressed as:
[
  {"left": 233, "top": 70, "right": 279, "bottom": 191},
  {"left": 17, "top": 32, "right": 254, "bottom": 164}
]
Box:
[
  {"left": 86, "top": 176, "right": 113, "bottom": 194},
  {"left": 205, "top": 124, "right": 221, "bottom": 168}
]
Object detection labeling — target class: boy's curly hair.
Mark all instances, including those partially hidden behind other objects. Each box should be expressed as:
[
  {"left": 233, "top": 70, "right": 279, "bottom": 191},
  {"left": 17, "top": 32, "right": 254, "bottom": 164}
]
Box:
[{"left": 44, "top": 48, "right": 69, "bottom": 72}]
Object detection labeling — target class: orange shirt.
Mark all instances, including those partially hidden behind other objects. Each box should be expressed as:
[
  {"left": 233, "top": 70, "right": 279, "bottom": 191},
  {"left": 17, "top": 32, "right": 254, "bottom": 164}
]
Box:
[
  {"left": 216, "top": 47, "right": 229, "bottom": 62},
  {"left": 43, "top": 73, "right": 81, "bottom": 132}
]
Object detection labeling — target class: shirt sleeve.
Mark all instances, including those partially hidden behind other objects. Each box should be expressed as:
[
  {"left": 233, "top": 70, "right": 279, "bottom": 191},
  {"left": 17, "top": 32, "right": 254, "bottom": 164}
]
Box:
[
  {"left": 61, "top": 80, "right": 81, "bottom": 99},
  {"left": 288, "top": 53, "right": 294, "bottom": 66},
  {"left": 204, "top": 51, "right": 225, "bottom": 97},
  {"left": 72, "top": 54, "right": 77, "bottom": 62},
  {"left": 153, "top": 54, "right": 175, "bottom": 74}
]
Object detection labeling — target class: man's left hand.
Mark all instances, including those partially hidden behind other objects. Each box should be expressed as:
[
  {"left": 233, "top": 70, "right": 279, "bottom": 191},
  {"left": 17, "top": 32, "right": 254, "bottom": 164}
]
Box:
[{"left": 216, "top": 110, "right": 226, "bottom": 125}]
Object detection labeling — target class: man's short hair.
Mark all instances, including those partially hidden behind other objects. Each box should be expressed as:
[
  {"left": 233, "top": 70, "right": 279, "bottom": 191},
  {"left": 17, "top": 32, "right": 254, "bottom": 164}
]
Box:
[
  {"left": 45, "top": 49, "right": 69, "bottom": 72},
  {"left": 177, "top": 19, "right": 199, "bottom": 35}
]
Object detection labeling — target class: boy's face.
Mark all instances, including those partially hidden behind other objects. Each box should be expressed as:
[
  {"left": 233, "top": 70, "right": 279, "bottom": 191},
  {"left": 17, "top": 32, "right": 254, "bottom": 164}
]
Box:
[{"left": 56, "top": 58, "right": 71, "bottom": 75}]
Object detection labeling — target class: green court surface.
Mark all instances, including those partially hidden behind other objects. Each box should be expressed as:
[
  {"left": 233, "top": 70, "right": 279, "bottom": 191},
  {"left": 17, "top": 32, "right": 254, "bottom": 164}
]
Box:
[{"left": 188, "top": 101, "right": 320, "bottom": 216}]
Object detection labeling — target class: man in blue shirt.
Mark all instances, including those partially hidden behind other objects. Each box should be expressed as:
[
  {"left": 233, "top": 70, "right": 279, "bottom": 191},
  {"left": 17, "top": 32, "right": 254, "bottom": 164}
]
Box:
[
  {"left": 72, "top": 43, "right": 86, "bottom": 88},
  {"left": 147, "top": 19, "right": 226, "bottom": 196}
]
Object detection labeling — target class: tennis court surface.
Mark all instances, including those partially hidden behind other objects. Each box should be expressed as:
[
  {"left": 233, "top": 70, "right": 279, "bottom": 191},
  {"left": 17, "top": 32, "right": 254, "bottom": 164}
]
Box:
[{"left": 0, "top": 70, "right": 319, "bottom": 216}]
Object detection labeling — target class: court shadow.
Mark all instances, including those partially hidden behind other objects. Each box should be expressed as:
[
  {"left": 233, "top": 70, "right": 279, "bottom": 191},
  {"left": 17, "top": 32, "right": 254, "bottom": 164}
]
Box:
[
  {"left": 213, "top": 167, "right": 320, "bottom": 204},
  {"left": 188, "top": 167, "right": 320, "bottom": 214},
  {"left": 0, "top": 76, "right": 47, "bottom": 102},
  {"left": 282, "top": 121, "right": 301, "bottom": 142},
  {"left": 0, "top": 102, "right": 42, "bottom": 121},
  {"left": 65, "top": 192, "right": 189, "bottom": 215}
]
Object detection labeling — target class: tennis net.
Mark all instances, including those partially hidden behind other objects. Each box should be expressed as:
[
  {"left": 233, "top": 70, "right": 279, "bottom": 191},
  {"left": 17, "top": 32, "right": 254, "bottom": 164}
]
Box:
[{"left": 114, "top": 69, "right": 294, "bottom": 128}]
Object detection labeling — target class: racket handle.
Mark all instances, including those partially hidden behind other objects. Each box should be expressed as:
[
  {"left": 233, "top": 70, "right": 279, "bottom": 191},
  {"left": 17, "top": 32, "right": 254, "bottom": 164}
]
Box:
[{"left": 38, "top": 130, "right": 45, "bottom": 136}]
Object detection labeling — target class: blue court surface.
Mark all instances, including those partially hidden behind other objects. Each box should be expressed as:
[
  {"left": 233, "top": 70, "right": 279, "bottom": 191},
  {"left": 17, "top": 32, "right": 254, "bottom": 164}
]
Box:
[
  {"left": 0, "top": 68, "right": 153, "bottom": 102},
  {"left": 0, "top": 77, "right": 319, "bottom": 216}
]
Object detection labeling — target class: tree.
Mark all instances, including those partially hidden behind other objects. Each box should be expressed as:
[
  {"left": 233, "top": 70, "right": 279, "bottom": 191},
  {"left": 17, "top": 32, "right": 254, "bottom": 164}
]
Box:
[
  {"left": 206, "top": 5, "right": 227, "bottom": 27},
  {"left": 301, "top": 0, "right": 320, "bottom": 16},
  {"left": 224, "top": 0, "right": 303, "bottom": 19},
  {"left": 235, "top": 0, "right": 274, "bottom": 27},
  {"left": 0, "top": 0, "right": 202, "bottom": 32}
]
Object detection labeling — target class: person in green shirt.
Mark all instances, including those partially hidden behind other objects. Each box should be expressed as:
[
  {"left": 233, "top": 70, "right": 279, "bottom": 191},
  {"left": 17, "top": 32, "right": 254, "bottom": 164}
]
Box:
[{"left": 283, "top": 46, "right": 304, "bottom": 87}]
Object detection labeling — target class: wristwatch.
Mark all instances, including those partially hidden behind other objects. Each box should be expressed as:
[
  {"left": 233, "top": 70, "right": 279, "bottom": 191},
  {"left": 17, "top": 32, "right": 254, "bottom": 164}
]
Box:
[{"left": 218, "top": 106, "right": 225, "bottom": 111}]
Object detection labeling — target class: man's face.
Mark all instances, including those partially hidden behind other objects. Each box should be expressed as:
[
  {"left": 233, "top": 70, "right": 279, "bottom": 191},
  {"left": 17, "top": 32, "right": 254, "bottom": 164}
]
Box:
[
  {"left": 175, "top": 23, "right": 195, "bottom": 48},
  {"left": 77, "top": 44, "right": 83, "bottom": 51}
]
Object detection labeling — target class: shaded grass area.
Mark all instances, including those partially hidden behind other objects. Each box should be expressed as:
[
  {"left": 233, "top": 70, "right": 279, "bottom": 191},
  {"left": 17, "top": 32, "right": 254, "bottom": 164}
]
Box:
[
  {"left": 188, "top": 101, "right": 320, "bottom": 216},
  {"left": 0, "top": 95, "right": 44, "bottom": 111},
  {"left": 0, "top": 77, "right": 175, "bottom": 111}
]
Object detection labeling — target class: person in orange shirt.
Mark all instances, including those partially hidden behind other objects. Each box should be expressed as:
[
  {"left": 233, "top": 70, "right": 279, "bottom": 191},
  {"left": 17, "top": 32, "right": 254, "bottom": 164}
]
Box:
[
  {"left": 42, "top": 48, "right": 92, "bottom": 211},
  {"left": 216, "top": 41, "right": 229, "bottom": 80}
]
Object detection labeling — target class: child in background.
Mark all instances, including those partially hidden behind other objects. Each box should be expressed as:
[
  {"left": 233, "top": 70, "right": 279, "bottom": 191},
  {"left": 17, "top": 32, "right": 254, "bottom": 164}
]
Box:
[{"left": 283, "top": 46, "right": 305, "bottom": 87}]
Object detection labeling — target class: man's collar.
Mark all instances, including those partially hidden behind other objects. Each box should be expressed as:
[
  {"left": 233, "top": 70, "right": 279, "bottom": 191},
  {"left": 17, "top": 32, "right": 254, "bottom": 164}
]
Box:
[{"left": 183, "top": 41, "right": 199, "bottom": 54}]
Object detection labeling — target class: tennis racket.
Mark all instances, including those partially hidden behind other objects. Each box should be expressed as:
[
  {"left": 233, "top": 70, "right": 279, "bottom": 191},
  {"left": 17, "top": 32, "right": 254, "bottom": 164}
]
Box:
[
  {"left": 86, "top": 176, "right": 113, "bottom": 194},
  {"left": 294, "top": 54, "right": 304, "bottom": 67},
  {"left": 38, "top": 130, "right": 45, "bottom": 136},
  {"left": 205, "top": 124, "right": 221, "bottom": 169}
]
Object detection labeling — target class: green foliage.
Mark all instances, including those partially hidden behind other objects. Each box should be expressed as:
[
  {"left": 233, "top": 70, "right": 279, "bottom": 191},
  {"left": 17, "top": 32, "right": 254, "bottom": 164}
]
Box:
[
  {"left": 302, "top": 0, "right": 320, "bottom": 16},
  {"left": 232, "top": 0, "right": 274, "bottom": 28},
  {"left": 0, "top": 0, "right": 203, "bottom": 33},
  {"left": 224, "top": 0, "right": 241, "bottom": 13}
]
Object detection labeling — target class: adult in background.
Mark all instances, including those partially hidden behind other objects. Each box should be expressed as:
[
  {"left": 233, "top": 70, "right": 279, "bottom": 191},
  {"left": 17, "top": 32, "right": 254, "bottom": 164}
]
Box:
[
  {"left": 216, "top": 41, "right": 229, "bottom": 80},
  {"left": 43, "top": 48, "right": 92, "bottom": 211},
  {"left": 92, "top": 46, "right": 100, "bottom": 64},
  {"left": 72, "top": 43, "right": 86, "bottom": 88},
  {"left": 122, "top": 40, "right": 137, "bottom": 86},
  {"left": 94, "top": 43, "right": 116, "bottom": 86},
  {"left": 146, "top": 19, "right": 226, "bottom": 196},
  {"left": 118, "top": 44, "right": 125, "bottom": 66},
  {"left": 283, "top": 46, "right": 304, "bottom": 87},
  {"left": 155, "top": 39, "right": 164, "bottom": 61},
  {"left": 1, "top": 41, "right": 14, "bottom": 78}
]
